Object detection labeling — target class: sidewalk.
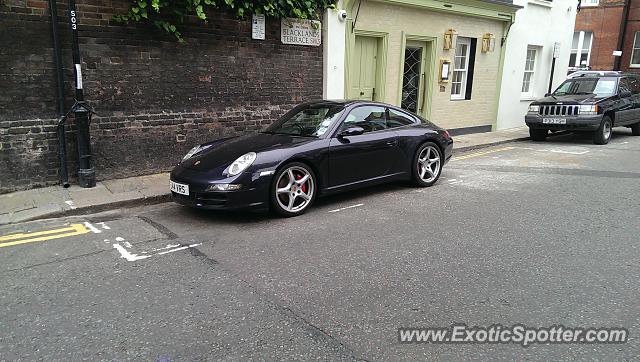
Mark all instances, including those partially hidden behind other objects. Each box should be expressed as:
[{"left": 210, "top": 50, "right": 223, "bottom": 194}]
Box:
[{"left": 0, "top": 127, "right": 530, "bottom": 225}]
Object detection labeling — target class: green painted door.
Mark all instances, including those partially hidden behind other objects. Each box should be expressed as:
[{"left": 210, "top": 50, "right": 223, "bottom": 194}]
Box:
[{"left": 350, "top": 36, "right": 378, "bottom": 101}]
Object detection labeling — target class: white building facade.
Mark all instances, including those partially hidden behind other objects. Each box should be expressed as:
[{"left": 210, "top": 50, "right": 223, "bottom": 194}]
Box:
[{"left": 496, "top": 0, "right": 577, "bottom": 130}]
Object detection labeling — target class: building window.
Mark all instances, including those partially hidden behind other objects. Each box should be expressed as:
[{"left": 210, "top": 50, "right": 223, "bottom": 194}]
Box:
[
  {"left": 580, "top": 0, "right": 599, "bottom": 7},
  {"left": 451, "top": 37, "right": 476, "bottom": 100},
  {"left": 631, "top": 32, "right": 640, "bottom": 68},
  {"left": 569, "top": 31, "right": 593, "bottom": 69},
  {"left": 522, "top": 46, "right": 537, "bottom": 97}
]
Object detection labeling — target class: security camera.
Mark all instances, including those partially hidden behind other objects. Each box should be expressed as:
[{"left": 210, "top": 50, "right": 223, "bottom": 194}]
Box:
[{"left": 338, "top": 10, "right": 347, "bottom": 21}]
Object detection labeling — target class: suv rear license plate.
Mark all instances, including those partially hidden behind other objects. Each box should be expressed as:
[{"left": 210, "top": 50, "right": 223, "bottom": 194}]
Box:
[
  {"left": 543, "top": 118, "right": 567, "bottom": 125},
  {"left": 170, "top": 180, "right": 189, "bottom": 196}
]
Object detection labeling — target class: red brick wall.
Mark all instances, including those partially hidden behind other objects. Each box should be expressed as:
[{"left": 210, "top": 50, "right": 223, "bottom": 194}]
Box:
[
  {"left": 0, "top": 0, "right": 323, "bottom": 193},
  {"left": 574, "top": 1, "right": 625, "bottom": 70}
]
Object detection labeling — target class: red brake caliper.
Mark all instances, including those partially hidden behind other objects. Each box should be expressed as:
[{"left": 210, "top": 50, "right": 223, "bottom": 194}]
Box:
[{"left": 295, "top": 172, "right": 307, "bottom": 193}]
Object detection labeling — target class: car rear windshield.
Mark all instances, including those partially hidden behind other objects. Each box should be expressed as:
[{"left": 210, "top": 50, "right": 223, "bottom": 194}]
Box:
[
  {"left": 264, "top": 104, "right": 345, "bottom": 137},
  {"left": 553, "top": 77, "right": 617, "bottom": 98}
]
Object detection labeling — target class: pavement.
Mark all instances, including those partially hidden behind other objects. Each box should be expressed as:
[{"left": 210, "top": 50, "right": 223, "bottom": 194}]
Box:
[
  {"left": 0, "top": 127, "right": 530, "bottom": 225},
  {"left": 0, "top": 128, "right": 638, "bottom": 360}
]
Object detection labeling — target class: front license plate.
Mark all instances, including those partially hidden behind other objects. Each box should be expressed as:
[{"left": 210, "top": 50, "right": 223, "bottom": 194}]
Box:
[
  {"left": 543, "top": 118, "right": 567, "bottom": 125},
  {"left": 170, "top": 180, "right": 189, "bottom": 195}
]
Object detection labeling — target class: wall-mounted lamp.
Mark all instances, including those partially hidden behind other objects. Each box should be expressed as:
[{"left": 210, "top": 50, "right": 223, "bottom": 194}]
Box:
[
  {"left": 443, "top": 29, "right": 458, "bottom": 50},
  {"left": 482, "top": 33, "right": 496, "bottom": 53}
]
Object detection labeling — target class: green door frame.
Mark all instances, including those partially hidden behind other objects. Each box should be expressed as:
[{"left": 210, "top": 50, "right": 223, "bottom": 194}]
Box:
[
  {"left": 398, "top": 33, "right": 438, "bottom": 120},
  {"left": 345, "top": 30, "right": 389, "bottom": 101}
]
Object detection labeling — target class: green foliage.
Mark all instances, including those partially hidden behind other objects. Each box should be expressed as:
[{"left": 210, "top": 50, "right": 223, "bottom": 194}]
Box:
[{"left": 113, "top": 0, "right": 337, "bottom": 41}]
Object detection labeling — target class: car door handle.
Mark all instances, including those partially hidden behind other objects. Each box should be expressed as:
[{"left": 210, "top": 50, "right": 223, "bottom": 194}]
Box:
[{"left": 386, "top": 140, "right": 398, "bottom": 147}]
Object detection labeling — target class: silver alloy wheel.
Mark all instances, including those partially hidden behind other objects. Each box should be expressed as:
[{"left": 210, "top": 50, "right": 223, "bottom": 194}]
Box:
[
  {"left": 417, "top": 146, "right": 441, "bottom": 183},
  {"left": 275, "top": 166, "right": 314, "bottom": 213},
  {"left": 603, "top": 120, "right": 612, "bottom": 140}
]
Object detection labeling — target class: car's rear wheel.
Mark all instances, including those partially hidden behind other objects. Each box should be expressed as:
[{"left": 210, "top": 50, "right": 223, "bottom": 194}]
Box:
[
  {"left": 631, "top": 121, "right": 640, "bottom": 136},
  {"left": 412, "top": 142, "right": 442, "bottom": 187},
  {"left": 530, "top": 128, "right": 548, "bottom": 142},
  {"left": 270, "top": 162, "right": 316, "bottom": 217},
  {"left": 593, "top": 116, "right": 612, "bottom": 145}
]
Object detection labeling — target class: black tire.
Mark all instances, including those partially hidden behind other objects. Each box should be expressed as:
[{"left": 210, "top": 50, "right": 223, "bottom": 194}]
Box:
[
  {"left": 412, "top": 142, "right": 443, "bottom": 187},
  {"left": 270, "top": 162, "right": 317, "bottom": 217},
  {"left": 529, "top": 128, "right": 548, "bottom": 142},
  {"left": 631, "top": 122, "right": 640, "bottom": 136},
  {"left": 593, "top": 116, "right": 613, "bottom": 145}
]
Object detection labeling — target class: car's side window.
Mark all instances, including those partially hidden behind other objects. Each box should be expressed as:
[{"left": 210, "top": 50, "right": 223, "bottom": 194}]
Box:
[
  {"left": 337, "top": 106, "right": 387, "bottom": 134},
  {"left": 628, "top": 77, "right": 640, "bottom": 95},
  {"left": 386, "top": 108, "right": 416, "bottom": 129},
  {"left": 618, "top": 78, "right": 632, "bottom": 95}
]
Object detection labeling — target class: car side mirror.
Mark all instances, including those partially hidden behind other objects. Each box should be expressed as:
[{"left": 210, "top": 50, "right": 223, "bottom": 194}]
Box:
[
  {"left": 619, "top": 90, "right": 632, "bottom": 98},
  {"left": 338, "top": 126, "right": 365, "bottom": 137}
]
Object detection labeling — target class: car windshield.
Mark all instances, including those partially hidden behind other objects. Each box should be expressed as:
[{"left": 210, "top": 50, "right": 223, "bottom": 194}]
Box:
[
  {"left": 553, "top": 77, "right": 617, "bottom": 97},
  {"left": 264, "top": 104, "right": 345, "bottom": 137}
]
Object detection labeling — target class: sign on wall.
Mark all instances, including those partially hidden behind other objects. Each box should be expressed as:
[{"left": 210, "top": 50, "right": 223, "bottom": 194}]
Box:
[
  {"left": 281, "top": 18, "right": 321, "bottom": 46},
  {"left": 252, "top": 14, "right": 265, "bottom": 40}
]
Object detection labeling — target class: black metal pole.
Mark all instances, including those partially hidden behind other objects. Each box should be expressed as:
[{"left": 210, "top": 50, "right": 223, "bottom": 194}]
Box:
[
  {"left": 548, "top": 57, "right": 556, "bottom": 94},
  {"left": 68, "top": 0, "right": 95, "bottom": 188},
  {"left": 49, "top": 0, "right": 70, "bottom": 188}
]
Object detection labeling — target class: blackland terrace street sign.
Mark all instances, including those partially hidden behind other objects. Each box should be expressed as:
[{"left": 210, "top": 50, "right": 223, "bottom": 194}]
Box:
[{"left": 281, "top": 18, "right": 321, "bottom": 46}]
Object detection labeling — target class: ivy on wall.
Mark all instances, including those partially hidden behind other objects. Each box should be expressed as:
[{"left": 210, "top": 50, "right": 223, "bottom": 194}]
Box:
[{"left": 114, "top": 0, "right": 337, "bottom": 41}]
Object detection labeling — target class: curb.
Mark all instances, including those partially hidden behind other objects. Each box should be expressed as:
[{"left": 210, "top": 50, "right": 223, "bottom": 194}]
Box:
[
  {"left": 4, "top": 194, "right": 172, "bottom": 226},
  {"left": 453, "top": 136, "right": 531, "bottom": 153}
]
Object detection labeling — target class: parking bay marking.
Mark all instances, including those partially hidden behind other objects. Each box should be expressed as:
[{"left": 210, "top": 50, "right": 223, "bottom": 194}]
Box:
[
  {"left": 113, "top": 240, "right": 202, "bottom": 262},
  {"left": 328, "top": 203, "right": 364, "bottom": 213},
  {"left": 452, "top": 147, "right": 515, "bottom": 161},
  {"left": 0, "top": 223, "right": 91, "bottom": 248}
]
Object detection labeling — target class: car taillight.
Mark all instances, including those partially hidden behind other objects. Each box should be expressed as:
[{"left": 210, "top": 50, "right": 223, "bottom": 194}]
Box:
[{"left": 442, "top": 130, "right": 451, "bottom": 139}]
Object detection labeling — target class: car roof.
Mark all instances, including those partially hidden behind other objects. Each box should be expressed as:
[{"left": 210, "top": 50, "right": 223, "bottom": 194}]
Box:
[
  {"left": 305, "top": 99, "right": 399, "bottom": 108},
  {"left": 568, "top": 71, "right": 636, "bottom": 79}
]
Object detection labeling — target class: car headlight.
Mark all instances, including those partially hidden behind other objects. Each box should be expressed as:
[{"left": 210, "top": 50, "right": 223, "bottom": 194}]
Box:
[
  {"left": 579, "top": 105, "right": 599, "bottom": 115},
  {"left": 182, "top": 144, "right": 212, "bottom": 162},
  {"left": 528, "top": 105, "right": 540, "bottom": 113},
  {"left": 224, "top": 152, "right": 257, "bottom": 176}
]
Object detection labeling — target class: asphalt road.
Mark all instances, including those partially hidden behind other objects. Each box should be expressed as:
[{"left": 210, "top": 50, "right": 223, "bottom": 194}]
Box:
[{"left": 1, "top": 130, "right": 639, "bottom": 360}]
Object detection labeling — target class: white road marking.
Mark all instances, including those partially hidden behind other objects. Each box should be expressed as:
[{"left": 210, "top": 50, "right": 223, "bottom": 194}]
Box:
[
  {"left": 149, "top": 244, "right": 181, "bottom": 252},
  {"left": 328, "top": 203, "right": 364, "bottom": 213},
  {"left": 97, "top": 222, "right": 111, "bottom": 230},
  {"left": 83, "top": 222, "right": 101, "bottom": 234},
  {"left": 156, "top": 244, "right": 202, "bottom": 255},
  {"left": 123, "top": 241, "right": 133, "bottom": 248},
  {"left": 64, "top": 200, "right": 77, "bottom": 210},
  {"left": 115, "top": 237, "right": 124, "bottom": 242},
  {"left": 543, "top": 148, "right": 589, "bottom": 155},
  {"left": 113, "top": 243, "right": 151, "bottom": 261}
]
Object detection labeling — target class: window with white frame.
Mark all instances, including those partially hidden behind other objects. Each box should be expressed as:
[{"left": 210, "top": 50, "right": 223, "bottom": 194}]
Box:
[
  {"left": 521, "top": 46, "right": 537, "bottom": 97},
  {"left": 451, "top": 37, "right": 471, "bottom": 100},
  {"left": 581, "top": 0, "right": 599, "bottom": 7},
  {"left": 631, "top": 32, "right": 640, "bottom": 67},
  {"left": 569, "top": 31, "right": 593, "bottom": 68}
]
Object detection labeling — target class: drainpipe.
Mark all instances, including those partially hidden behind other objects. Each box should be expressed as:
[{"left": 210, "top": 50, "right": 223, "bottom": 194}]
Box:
[
  {"left": 68, "top": 0, "right": 96, "bottom": 188},
  {"left": 49, "top": 0, "right": 70, "bottom": 188},
  {"left": 614, "top": 0, "right": 631, "bottom": 71}
]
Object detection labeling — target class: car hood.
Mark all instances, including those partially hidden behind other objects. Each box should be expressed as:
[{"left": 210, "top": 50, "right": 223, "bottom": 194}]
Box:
[
  {"left": 534, "top": 94, "right": 612, "bottom": 104},
  {"left": 182, "top": 133, "right": 315, "bottom": 172}
]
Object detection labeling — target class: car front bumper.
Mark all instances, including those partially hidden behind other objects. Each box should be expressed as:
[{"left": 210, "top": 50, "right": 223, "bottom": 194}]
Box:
[
  {"left": 525, "top": 114, "right": 603, "bottom": 131},
  {"left": 170, "top": 167, "right": 272, "bottom": 211}
]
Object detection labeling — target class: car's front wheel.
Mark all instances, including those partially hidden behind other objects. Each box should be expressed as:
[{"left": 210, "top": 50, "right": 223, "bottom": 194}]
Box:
[
  {"left": 530, "top": 128, "right": 548, "bottom": 142},
  {"left": 270, "top": 162, "right": 317, "bottom": 217},
  {"left": 412, "top": 142, "right": 443, "bottom": 187},
  {"left": 593, "top": 116, "right": 613, "bottom": 145}
]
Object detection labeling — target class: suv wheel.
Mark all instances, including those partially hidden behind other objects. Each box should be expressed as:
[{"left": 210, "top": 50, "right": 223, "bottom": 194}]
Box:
[
  {"left": 530, "top": 128, "right": 548, "bottom": 142},
  {"left": 631, "top": 122, "right": 640, "bottom": 136},
  {"left": 593, "top": 116, "right": 613, "bottom": 145}
]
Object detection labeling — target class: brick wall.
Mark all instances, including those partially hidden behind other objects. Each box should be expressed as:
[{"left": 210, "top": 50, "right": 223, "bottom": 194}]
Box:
[
  {"left": 574, "top": 0, "right": 625, "bottom": 70},
  {"left": 0, "top": 0, "right": 323, "bottom": 193}
]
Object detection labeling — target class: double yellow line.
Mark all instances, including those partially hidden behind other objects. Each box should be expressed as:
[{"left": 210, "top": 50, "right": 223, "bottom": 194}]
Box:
[
  {"left": 0, "top": 224, "right": 90, "bottom": 248},
  {"left": 452, "top": 146, "right": 515, "bottom": 161}
]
